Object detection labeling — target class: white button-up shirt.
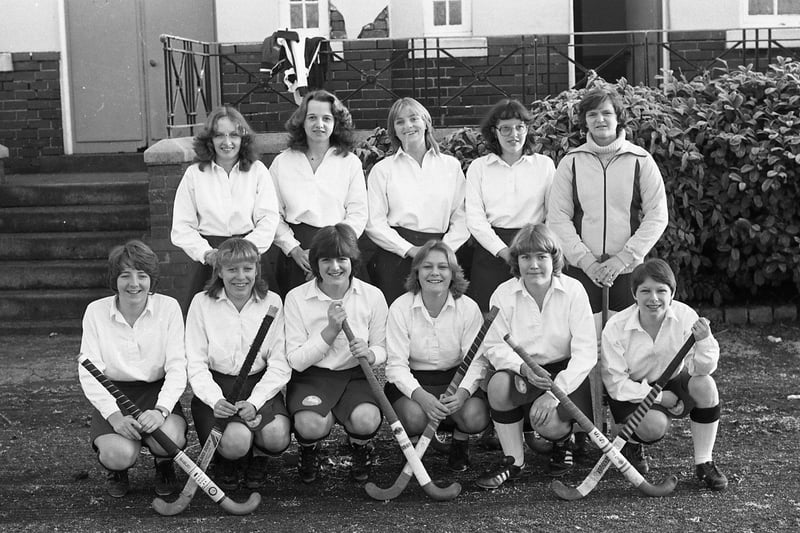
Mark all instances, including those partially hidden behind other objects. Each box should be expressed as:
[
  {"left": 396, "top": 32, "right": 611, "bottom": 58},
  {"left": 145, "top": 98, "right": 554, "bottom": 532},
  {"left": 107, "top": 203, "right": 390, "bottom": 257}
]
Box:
[
  {"left": 78, "top": 294, "right": 187, "bottom": 419},
  {"left": 270, "top": 148, "right": 368, "bottom": 254},
  {"left": 284, "top": 278, "right": 388, "bottom": 372},
  {"left": 482, "top": 275, "right": 597, "bottom": 395},
  {"left": 366, "top": 148, "right": 469, "bottom": 257},
  {"left": 466, "top": 153, "right": 555, "bottom": 256},
  {"left": 186, "top": 290, "right": 290, "bottom": 410},
  {"left": 600, "top": 301, "right": 720, "bottom": 402},
  {"left": 171, "top": 160, "right": 280, "bottom": 263},
  {"left": 385, "top": 291, "right": 487, "bottom": 398}
]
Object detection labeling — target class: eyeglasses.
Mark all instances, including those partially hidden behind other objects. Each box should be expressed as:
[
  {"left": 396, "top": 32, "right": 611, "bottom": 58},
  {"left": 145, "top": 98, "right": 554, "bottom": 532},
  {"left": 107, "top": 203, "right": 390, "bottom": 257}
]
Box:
[{"left": 495, "top": 124, "right": 528, "bottom": 136}]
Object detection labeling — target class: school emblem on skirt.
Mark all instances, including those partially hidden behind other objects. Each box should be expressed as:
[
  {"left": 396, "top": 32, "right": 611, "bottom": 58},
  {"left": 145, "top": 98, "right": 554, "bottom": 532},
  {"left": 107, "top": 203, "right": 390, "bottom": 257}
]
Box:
[
  {"left": 302, "top": 395, "right": 322, "bottom": 406},
  {"left": 514, "top": 375, "right": 528, "bottom": 394}
]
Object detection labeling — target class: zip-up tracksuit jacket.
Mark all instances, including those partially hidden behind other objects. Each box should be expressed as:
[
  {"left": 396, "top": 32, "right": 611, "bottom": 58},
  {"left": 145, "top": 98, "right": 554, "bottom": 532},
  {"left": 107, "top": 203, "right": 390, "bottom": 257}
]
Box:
[{"left": 547, "top": 137, "right": 668, "bottom": 273}]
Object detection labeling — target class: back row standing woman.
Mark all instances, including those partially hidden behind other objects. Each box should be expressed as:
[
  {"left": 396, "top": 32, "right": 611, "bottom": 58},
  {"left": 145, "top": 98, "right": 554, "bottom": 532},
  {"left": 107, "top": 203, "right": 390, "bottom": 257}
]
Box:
[
  {"left": 465, "top": 99, "right": 555, "bottom": 312},
  {"left": 366, "top": 97, "right": 470, "bottom": 305},
  {"left": 171, "top": 106, "right": 280, "bottom": 308},
  {"left": 270, "top": 90, "right": 368, "bottom": 296}
]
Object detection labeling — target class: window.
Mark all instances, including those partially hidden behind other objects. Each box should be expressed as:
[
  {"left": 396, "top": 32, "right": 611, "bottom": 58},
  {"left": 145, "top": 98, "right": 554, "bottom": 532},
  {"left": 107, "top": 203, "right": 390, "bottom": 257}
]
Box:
[
  {"left": 281, "top": 0, "right": 330, "bottom": 36},
  {"left": 743, "top": 0, "right": 800, "bottom": 25},
  {"left": 424, "top": 0, "right": 471, "bottom": 36}
]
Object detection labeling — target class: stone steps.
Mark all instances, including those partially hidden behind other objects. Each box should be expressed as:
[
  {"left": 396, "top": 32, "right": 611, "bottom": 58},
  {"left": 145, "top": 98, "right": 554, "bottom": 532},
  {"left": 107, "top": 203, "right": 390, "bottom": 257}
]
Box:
[
  {"left": 0, "top": 260, "right": 107, "bottom": 290},
  {"left": 0, "top": 204, "right": 149, "bottom": 233}
]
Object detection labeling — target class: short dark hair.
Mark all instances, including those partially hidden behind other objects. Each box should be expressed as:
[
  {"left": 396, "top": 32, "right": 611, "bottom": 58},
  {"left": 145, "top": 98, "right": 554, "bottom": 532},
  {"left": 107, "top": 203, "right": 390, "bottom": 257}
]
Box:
[
  {"left": 309, "top": 223, "right": 361, "bottom": 281},
  {"left": 193, "top": 105, "right": 258, "bottom": 172},
  {"left": 404, "top": 240, "right": 469, "bottom": 298},
  {"left": 285, "top": 89, "right": 354, "bottom": 154},
  {"left": 577, "top": 88, "right": 627, "bottom": 135},
  {"left": 630, "top": 258, "right": 676, "bottom": 295},
  {"left": 386, "top": 97, "right": 440, "bottom": 155},
  {"left": 204, "top": 238, "right": 268, "bottom": 299},
  {"left": 507, "top": 223, "right": 565, "bottom": 278},
  {"left": 480, "top": 98, "right": 536, "bottom": 156},
  {"left": 107, "top": 240, "right": 159, "bottom": 293}
]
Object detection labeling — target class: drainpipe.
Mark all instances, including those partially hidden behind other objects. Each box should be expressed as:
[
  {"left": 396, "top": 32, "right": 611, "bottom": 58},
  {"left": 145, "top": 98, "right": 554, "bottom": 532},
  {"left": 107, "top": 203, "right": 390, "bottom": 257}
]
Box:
[
  {"left": 661, "top": 0, "right": 671, "bottom": 91},
  {"left": 57, "top": 0, "right": 73, "bottom": 155}
]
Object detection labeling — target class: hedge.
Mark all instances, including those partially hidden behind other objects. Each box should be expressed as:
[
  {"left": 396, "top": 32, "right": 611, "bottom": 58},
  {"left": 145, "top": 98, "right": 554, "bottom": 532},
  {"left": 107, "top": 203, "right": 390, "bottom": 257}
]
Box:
[{"left": 353, "top": 58, "right": 800, "bottom": 306}]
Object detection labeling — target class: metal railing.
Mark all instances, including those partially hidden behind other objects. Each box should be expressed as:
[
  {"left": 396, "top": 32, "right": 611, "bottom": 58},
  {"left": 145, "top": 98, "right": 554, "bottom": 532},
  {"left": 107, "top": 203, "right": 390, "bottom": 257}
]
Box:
[{"left": 161, "top": 27, "right": 800, "bottom": 135}]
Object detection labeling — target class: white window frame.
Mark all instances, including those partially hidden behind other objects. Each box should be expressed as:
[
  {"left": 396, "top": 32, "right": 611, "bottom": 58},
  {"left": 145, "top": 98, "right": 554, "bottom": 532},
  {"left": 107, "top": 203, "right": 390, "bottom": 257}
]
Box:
[
  {"left": 279, "top": 0, "right": 330, "bottom": 37},
  {"left": 741, "top": 0, "right": 800, "bottom": 27},
  {"left": 423, "top": 0, "right": 472, "bottom": 37}
]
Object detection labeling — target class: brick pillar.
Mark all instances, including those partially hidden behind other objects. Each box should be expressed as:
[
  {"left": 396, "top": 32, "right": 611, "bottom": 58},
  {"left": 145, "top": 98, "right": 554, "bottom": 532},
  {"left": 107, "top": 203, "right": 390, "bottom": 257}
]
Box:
[{"left": 0, "top": 143, "right": 8, "bottom": 183}]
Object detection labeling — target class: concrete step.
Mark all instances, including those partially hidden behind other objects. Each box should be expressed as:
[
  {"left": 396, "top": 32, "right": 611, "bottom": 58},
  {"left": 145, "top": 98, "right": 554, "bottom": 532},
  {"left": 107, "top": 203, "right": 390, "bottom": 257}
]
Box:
[
  {"left": 0, "top": 288, "right": 110, "bottom": 320},
  {"left": 0, "top": 205, "right": 149, "bottom": 233},
  {"left": 0, "top": 260, "right": 107, "bottom": 290},
  {"left": 0, "top": 319, "right": 82, "bottom": 336},
  {"left": 0, "top": 231, "right": 149, "bottom": 260},
  {"left": 8, "top": 153, "right": 146, "bottom": 174},
  {"left": 0, "top": 181, "right": 148, "bottom": 208}
]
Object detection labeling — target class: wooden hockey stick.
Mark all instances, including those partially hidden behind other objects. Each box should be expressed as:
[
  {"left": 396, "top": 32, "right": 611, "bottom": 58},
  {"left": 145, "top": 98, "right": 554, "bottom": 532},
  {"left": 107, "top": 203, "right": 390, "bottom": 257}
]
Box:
[
  {"left": 152, "top": 305, "right": 278, "bottom": 515},
  {"left": 503, "top": 334, "right": 678, "bottom": 497},
  {"left": 365, "top": 306, "right": 499, "bottom": 501},
  {"left": 341, "top": 319, "right": 461, "bottom": 501},
  {"left": 552, "top": 334, "right": 696, "bottom": 500},
  {"left": 78, "top": 355, "right": 261, "bottom": 515}
]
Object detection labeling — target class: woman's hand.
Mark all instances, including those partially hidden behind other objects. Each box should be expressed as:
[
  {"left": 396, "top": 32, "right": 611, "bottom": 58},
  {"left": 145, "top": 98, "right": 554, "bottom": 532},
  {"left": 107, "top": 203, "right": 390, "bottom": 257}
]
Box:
[
  {"left": 691, "top": 317, "right": 711, "bottom": 341},
  {"left": 529, "top": 393, "right": 558, "bottom": 428},
  {"left": 203, "top": 248, "right": 218, "bottom": 266},
  {"left": 235, "top": 401, "right": 262, "bottom": 428},
  {"left": 289, "top": 246, "right": 312, "bottom": 275},
  {"left": 349, "top": 337, "right": 376, "bottom": 365},
  {"left": 599, "top": 256, "right": 626, "bottom": 287},
  {"left": 411, "top": 388, "right": 450, "bottom": 422},
  {"left": 108, "top": 411, "right": 142, "bottom": 441},
  {"left": 584, "top": 261, "right": 606, "bottom": 288},
  {"left": 440, "top": 388, "right": 470, "bottom": 415},
  {"left": 519, "top": 362, "right": 552, "bottom": 391},
  {"left": 406, "top": 245, "right": 422, "bottom": 259},
  {"left": 136, "top": 409, "right": 166, "bottom": 434},
  {"left": 496, "top": 247, "right": 512, "bottom": 263},
  {"left": 213, "top": 398, "right": 238, "bottom": 419}
]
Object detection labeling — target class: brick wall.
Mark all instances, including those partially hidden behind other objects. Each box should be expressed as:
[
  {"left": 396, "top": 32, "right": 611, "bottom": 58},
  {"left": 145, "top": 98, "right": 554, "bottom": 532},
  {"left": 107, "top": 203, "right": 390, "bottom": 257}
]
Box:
[{"left": 0, "top": 52, "right": 63, "bottom": 173}]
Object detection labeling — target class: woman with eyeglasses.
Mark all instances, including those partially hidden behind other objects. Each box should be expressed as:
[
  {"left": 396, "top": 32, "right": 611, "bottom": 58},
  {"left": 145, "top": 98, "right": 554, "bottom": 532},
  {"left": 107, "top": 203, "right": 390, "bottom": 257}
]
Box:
[
  {"left": 171, "top": 105, "right": 280, "bottom": 309},
  {"left": 465, "top": 99, "right": 555, "bottom": 311},
  {"left": 366, "top": 97, "right": 469, "bottom": 305}
]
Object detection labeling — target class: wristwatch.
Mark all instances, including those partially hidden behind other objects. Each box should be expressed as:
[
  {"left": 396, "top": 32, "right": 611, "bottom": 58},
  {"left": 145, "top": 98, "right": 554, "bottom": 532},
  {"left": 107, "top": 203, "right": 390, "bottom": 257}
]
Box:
[{"left": 156, "top": 406, "right": 170, "bottom": 418}]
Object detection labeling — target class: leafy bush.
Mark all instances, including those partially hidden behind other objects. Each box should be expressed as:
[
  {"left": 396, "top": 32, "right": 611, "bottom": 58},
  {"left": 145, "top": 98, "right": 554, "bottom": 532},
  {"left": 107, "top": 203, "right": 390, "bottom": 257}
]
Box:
[{"left": 354, "top": 60, "right": 800, "bottom": 305}]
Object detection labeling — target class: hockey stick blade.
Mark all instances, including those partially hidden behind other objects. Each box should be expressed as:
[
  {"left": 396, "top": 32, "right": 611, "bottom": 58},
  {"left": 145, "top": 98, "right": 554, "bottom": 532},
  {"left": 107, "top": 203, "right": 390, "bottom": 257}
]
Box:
[
  {"left": 78, "top": 355, "right": 262, "bottom": 514},
  {"left": 365, "top": 306, "right": 499, "bottom": 501},
  {"left": 341, "top": 320, "right": 461, "bottom": 501},
  {"left": 503, "top": 334, "right": 677, "bottom": 497},
  {"left": 551, "top": 335, "right": 696, "bottom": 500}
]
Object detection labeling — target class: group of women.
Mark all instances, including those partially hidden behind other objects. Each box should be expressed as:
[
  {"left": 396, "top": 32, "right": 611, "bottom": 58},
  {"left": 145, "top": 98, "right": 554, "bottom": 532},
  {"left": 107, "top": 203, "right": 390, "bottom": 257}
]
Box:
[{"left": 77, "top": 87, "right": 727, "bottom": 501}]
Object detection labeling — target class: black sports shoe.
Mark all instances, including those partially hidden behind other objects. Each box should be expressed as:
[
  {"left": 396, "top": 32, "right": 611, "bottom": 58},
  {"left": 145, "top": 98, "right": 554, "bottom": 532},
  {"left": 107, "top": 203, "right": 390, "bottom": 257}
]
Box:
[
  {"left": 478, "top": 423, "right": 501, "bottom": 451},
  {"left": 153, "top": 459, "right": 178, "bottom": 496},
  {"left": 476, "top": 456, "right": 524, "bottom": 489},
  {"left": 548, "top": 435, "right": 574, "bottom": 477},
  {"left": 695, "top": 461, "right": 728, "bottom": 491},
  {"left": 298, "top": 443, "right": 320, "bottom": 484},
  {"left": 106, "top": 469, "right": 129, "bottom": 498},
  {"left": 214, "top": 457, "right": 239, "bottom": 491},
  {"left": 349, "top": 442, "right": 373, "bottom": 482},
  {"left": 245, "top": 455, "right": 269, "bottom": 489},
  {"left": 447, "top": 438, "right": 470, "bottom": 472},
  {"left": 621, "top": 442, "right": 649, "bottom": 474}
]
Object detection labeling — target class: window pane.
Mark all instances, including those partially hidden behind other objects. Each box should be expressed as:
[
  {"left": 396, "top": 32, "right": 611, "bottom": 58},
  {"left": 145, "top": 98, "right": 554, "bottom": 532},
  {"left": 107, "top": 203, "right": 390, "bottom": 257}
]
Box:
[
  {"left": 307, "top": 3, "right": 319, "bottom": 27},
  {"left": 449, "top": 0, "right": 462, "bottom": 24},
  {"left": 778, "top": 0, "right": 800, "bottom": 14},
  {"left": 291, "top": 4, "right": 303, "bottom": 28},
  {"left": 749, "top": 0, "right": 774, "bottom": 14},
  {"left": 434, "top": 1, "right": 446, "bottom": 25}
]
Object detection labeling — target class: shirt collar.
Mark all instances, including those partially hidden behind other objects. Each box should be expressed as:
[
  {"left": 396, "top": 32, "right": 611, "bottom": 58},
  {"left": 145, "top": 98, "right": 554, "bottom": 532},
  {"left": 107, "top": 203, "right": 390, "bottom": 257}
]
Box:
[
  {"left": 110, "top": 294, "right": 153, "bottom": 323},
  {"left": 510, "top": 274, "right": 565, "bottom": 298},
  {"left": 210, "top": 159, "right": 240, "bottom": 173},
  {"left": 624, "top": 304, "right": 678, "bottom": 332},
  {"left": 410, "top": 291, "right": 456, "bottom": 313},
  {"left": 304, "top": 277, "right": 362, "bottom": 301},
  {"left": 486, "top": 152, "right": 531, "bottom": 167},
  {"left": 394, "top": 146, "right": 435, "bottom": 162}
]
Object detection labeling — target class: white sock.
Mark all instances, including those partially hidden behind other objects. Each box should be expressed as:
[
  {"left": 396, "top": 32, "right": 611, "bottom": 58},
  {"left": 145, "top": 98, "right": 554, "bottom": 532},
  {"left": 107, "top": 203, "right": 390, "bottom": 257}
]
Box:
[
  {"left": 691, "top": 420, "right": 719, "bottom": 465},
  {"left": 494, "top": 419, "right": 525, "bottom": 466}
]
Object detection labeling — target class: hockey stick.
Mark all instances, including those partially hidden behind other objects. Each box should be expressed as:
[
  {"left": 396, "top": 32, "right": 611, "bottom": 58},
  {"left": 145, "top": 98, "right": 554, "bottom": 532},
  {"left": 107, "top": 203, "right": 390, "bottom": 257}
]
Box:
[
  {"left": 341, "top": 319, "right": 461, "bottom": 501},
  {"left": 365, "top": 306, "right": 499, "bottom": 500},
  {"left": 552, "top": 334, "right": 696, "bottom": 499},
  {"left": 78, "top": 355, "right": 261, "bottom": 515},
  {"left": 503, "top": 334, "right": 678, "bottom": 497},
  {"left": 152, "top": 305, "right": 279, "bottom": 515}
]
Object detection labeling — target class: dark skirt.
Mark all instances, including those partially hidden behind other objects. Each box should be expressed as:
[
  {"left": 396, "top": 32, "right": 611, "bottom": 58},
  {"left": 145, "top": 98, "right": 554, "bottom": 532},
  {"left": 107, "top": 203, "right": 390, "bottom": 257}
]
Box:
[
  {"left": 369, "top": 226, "right": 444, "bottom": 305},
  {"left": 286, "top": 365, "right": 378, "bottom": 425},
  {"left": 276, "top": 222, "right": 320, "bottom": 297},
  {"left": 564, "top": 265, "right": 633, "bottom": 314},
  {"left": 466, "top": 227, "right": 520, "bottom": 312}
]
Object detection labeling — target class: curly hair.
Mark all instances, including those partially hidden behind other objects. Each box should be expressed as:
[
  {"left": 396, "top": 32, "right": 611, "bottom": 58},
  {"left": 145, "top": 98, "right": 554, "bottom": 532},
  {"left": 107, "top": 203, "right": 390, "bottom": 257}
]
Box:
[
  {"left": 507, "top": 223, "right": 565, "bottom": 278},
  {"left": 479, "top": 99, "right": 536, "bottom": 156},
  {"left": 284, "top": 90, "right": 354, "bottom": 154},
  {"left": 309, "top": 223, "right": 362, "bottom": 282},
  {"left": 577, "top": 88, "right": 627, "bottom": 135},
  {"left": 630, "top": 258, "right": 677, "bottom": 296},
  {"left": 403, "top": 240, "right": 468, "bottom": 298},
  {"left": 107, "top": 240, "right": 160, "bottom": 293},
  {"left": 193, "top": 105, "right": 258, "bottom": 172},
  {"left": 204, "top": 238, "right": 268, "bottom": 299},
  {"left": 386, "top": 97, "right": 440, "bottom": 155}
]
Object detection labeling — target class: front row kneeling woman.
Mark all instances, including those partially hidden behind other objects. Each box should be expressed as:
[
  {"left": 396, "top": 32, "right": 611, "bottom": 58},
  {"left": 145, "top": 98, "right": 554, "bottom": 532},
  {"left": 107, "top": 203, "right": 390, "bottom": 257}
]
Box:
[
  {"left": 186, "top": 237, "right": 291, "bottom": 491},
  {"left": 384, "top": 240, "right": 490, "bottom": 472}
]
